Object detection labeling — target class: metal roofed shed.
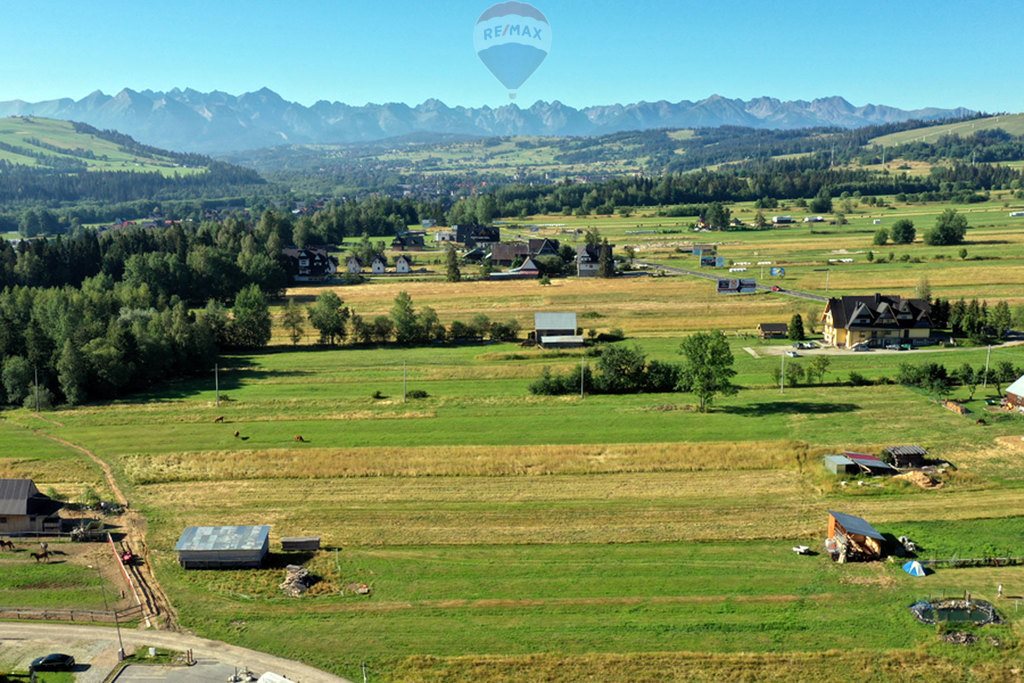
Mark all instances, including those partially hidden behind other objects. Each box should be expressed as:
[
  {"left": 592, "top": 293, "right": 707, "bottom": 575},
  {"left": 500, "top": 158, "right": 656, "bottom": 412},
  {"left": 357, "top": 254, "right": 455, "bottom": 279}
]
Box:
[
  {"left": 175, "top": 525, "right": 270, "bottom": 569},
  {"left": 844, "top": 452, "right": 899, "bottom": 476},
  {"left": 826, "top": 510, "right": 885, "bottom": 562},
  {"left": 884, "top": 445, "right": 929, "bottom": 468},
  {"left": 534, "top": 312, "right": 578, "bottom": 335},
  {"left": 823, "top": 454, "right": 859, "bottom": 475}
]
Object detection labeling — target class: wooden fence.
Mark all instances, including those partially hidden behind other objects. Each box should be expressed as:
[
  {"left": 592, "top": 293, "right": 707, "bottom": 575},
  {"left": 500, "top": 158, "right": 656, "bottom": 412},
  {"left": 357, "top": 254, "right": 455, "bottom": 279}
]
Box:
[
  {"left": 0, "top": 603, "right": 143, "bottom": 623},
  {"left": 920, "top": 557, "right": 1024, "bottom": 569}
]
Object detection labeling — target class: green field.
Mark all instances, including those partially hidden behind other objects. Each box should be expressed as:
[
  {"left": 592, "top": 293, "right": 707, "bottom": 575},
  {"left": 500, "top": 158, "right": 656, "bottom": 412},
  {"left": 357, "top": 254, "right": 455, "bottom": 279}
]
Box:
[
  {"left": 3, "top": 197, "right": 1024, "bottom": 680},
  {"left": 0, "top": 116, "right": 205, "bottom": 176},
  {"left": 870, "top": 114, "right": 1024, "bottom": 146}
]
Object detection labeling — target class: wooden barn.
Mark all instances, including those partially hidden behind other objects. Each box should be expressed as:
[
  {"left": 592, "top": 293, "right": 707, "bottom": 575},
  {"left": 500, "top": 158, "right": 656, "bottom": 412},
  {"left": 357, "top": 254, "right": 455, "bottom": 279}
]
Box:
[
  {"left": 757, "top": 323, "right": 788, "bottom": 339},
  {"left": 826, "top": 510, "right": 885, "bottom": 562},
  {"left": 883, "top": 445, "right": 928, "bottom": 469},
  {"left": 0, "top": 479, "right": 62, "bottom": 535},
  {"left": 175, "top": 525, "right": 270, "bottom": 569}
]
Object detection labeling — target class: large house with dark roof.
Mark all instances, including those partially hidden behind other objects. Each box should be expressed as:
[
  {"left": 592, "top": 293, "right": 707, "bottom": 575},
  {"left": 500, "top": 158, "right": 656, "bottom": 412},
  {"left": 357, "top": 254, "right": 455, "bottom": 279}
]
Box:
[
  {"left": 821, "top": 294, "right": 932, "bottom": 349},
  {"left": 0, "top": 479, "right": 63, "bottom": 534},
  {"left": 281, "top": 247, "right": 337, "bottom": 283}
]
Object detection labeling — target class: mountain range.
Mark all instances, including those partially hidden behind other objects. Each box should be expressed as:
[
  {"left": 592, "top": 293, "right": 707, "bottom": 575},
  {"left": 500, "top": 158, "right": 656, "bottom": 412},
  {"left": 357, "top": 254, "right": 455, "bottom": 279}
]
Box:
[{"left": 0, "top": 88, "right": 974, "bottom": 154}]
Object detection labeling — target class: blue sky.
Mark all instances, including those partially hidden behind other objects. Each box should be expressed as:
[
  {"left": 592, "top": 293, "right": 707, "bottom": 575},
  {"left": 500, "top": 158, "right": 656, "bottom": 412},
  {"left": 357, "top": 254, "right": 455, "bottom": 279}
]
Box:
[{"left": 1, "top": 0, "right": 1021, "bottom": 112}]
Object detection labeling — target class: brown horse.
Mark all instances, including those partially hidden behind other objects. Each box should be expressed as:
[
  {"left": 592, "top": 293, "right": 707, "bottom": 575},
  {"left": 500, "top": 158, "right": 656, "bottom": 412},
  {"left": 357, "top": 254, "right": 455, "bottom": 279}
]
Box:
[
  {"left": 30, "top": 550, "right": 49, "bottom": 563},
  {"left": 214, "top": 416, "right": 226, "bottom": 423},
  {"left": 294, "top": 435, "right": 307, "bottom": 443},
  {"left": 0, "top": 540, "right": 14, "bottom": 551}
]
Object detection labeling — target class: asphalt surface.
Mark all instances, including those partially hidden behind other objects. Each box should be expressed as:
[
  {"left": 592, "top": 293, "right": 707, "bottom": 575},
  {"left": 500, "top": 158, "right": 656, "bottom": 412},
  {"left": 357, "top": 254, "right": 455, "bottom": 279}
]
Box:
[{"left": 0, "top": 623, "right": 350, "bottom": 683}]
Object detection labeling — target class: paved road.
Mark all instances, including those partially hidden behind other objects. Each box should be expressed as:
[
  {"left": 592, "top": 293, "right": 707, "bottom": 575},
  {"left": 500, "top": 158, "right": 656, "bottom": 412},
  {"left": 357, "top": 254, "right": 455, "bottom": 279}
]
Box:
[
  {"left": 639, "top": 262, "right": 828, "bottom": 302},
  {"left": 0, "top": 623, "right": 350, "bottom": 683}
]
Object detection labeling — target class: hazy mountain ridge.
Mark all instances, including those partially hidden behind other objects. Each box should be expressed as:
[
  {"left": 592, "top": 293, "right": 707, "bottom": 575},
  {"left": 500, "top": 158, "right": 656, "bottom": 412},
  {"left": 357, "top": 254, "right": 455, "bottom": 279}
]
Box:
[{"left": 0, "top": 88, "right": 974, "bottom": 154}]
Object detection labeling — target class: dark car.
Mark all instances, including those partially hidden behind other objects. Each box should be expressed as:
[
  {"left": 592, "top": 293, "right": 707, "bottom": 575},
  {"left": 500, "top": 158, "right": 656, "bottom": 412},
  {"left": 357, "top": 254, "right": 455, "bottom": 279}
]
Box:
[{"left": 30, "top": 653, "right": 76, "bottom": 672}]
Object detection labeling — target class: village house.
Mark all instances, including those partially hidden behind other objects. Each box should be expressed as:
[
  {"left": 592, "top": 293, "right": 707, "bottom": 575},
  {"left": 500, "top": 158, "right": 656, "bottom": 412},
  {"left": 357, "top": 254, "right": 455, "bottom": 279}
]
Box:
[
  {"left": 757, "top": 322, "right": 789, "bottom": 339},
  {"left": 281, "top": 247, "right": 337, "bottom": 283},
  {"left": 528, "top": 238, "right": 560, "bottom": 257},
  {"left": 371, "top": 255, "right": 387, "bottom": 274},
  {"left": 489, "top": 242, "right": 531, "bottom": 267},
  {"left": 821, "top": 293, "right": 932, "bottom": 349},
  {"left": 0, "top": 479, "right": 63, "bottom": 535},
  {"left": 576, "top": 243, "right": 614, "bottom": 277},
  {"left": 346, "top": 256, "right": 362, "bottom": 274},
  {"left": 391, "top": 231, "right": 426, "bottom": 251},
  {"left": 395, "top": 254, "right": 412, "bottom": 274},
  {"left": 455, "top": 224, "right": 500, "bottom": 248}
]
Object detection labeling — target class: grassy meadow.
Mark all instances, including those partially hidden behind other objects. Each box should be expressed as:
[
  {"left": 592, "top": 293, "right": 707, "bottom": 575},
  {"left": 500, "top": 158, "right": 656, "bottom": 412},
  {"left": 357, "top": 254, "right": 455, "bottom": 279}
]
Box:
[
  {"left": 3, "top": 196, "right": 1024, "bottom": 680},
  {"left": 0, "top": 116, "right": 205, "bottom": 176}
]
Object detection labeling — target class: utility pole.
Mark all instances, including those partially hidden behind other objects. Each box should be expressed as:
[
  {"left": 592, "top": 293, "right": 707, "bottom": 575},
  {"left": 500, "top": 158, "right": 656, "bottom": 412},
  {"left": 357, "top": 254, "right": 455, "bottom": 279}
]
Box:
[
  {"left": 403, "top": 362, "right": 407, "bottom": 403},
  {"left": 813, "top": 268, "right": 830, "bottom": 293},
  {"left": 34, "top": 366, "right": 39, "bottom": 412},
  {"left": 113, "top": 605, "right": 125, "bottom": 660},
  {"left": 214, "top": 363, "right": 220, "bottom": 406},
  {"left": 780, "top": 353, "right": 785, "bottom": 394},
  {"left": 982, "top": 345, "right": 992, "bottom": 389}
]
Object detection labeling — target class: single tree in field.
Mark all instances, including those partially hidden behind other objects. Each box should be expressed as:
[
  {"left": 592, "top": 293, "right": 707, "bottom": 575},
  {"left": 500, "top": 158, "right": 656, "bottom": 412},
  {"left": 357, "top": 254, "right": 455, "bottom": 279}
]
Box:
[
  {"left": 991, "top": 300, "right": 1012, "bottom": 340},
  {"left": 915, "top": 277, "right": 931, "bottom": 302},
  {"left": 307, "top": 291, "right": 348, "bottom": 345},
  {"left": 788, "top": 314, "right": 806, "bottom": 341},
  {"left": 890, "top": 219, "right": 916, "bottom": 244},
  {"left": 281, "top": 298, "right": 305, "bottom": 345},
  {"left": 445, "top": 244, "right": 461, "bottom": 282},
  {"left": 873, "top": 228, "right": 889, "bottom": 246},
  {"left": 754, "top": 210, "right": 768, "bottom": 229},
  {"left": 597, "top": 238, "right": 615, "bottom": 278},
  {"left": 623, "top": 245, "right": 636, "bottom": 267},
  {"left": 678, "top": 330, "right": 737, "bottom": 412},
  {"left": 785, "top": 361, "right": 805, "bottom": 387},
  {"left": 808, "top": 356, "right": 832, "bottom": 384},
  {"left": 704, "top": 202, "right": 731, "bottom": 230},
  {"left": 810, "top": 188, "right": 832, "bottom": 214},
  {"left": 925, "top": 209, "right": 969, "bottom": 246},
  {"left": 956, "top": 363, "right": 979, "bottom": 400},
  {"left": 230, "top": 284, "right": 272, "bottom": 348},
  {"left": 391, "top": 291, "right": 420, "bottom": 344}
]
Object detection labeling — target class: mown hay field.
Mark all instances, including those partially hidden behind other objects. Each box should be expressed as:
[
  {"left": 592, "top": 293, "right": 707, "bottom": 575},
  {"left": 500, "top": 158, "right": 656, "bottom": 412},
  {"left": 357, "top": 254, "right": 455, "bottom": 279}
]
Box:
[{"left": 4, "top": 195, "right": 1024, "bottom": 680}]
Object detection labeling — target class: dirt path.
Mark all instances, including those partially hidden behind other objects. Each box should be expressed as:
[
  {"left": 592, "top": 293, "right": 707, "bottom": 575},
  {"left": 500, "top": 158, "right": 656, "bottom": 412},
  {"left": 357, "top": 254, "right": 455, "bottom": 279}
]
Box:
[
  {"left": 0, "top": 622, "right": 350, "bottom": 682},
  {"left": 33, "top": 429, "right": 178, "bottom": 629}
]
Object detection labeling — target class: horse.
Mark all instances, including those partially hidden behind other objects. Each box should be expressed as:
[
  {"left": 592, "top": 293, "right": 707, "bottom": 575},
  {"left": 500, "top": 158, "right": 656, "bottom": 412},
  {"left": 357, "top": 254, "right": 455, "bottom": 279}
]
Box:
[
  {"left": 294, "top": 435, "right": 307, "bottom": 443},
  {"left": 30, "top": 550, "right": 49, "bottom": 563},
  {"left": 0, "top": 540, "right": 14, "bottom": 551},
  {"left": 214, "top": 416, "right": 226, "bottom": 423}
]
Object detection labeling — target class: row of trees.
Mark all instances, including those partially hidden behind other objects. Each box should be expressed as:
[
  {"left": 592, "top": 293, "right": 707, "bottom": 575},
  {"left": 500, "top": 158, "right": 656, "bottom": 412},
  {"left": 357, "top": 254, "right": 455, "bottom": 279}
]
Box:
[
  {"left": 896, "top": 361, "right": 1021, "bottom": 397},
  {"left": 279, "top": 291, "right": 522, "bottom": 348},
  {"left": 529, "top": 331, "right": 737, "bottom": 412},
  {"left": 929, "top": 297, "right": 1013, "bottom": 342}
]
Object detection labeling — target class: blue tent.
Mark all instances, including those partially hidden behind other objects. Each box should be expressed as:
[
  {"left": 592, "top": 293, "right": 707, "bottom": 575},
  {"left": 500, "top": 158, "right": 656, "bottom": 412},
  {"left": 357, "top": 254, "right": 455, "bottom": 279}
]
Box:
[{"left": 903, "top": 560, "right": 926, "bottom": 577}]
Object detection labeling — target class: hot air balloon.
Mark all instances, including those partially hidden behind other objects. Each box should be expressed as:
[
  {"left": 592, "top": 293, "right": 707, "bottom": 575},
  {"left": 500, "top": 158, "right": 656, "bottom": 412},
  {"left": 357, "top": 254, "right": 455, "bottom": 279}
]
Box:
[{"left": 473, "top": 2, "right": 551, "bottom": 100}]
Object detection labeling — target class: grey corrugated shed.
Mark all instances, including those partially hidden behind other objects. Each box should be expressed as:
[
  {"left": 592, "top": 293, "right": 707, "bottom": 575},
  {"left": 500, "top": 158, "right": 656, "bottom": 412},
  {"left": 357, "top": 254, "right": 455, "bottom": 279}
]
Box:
[
  {"left": 829, "top": 510, "right": 885, "bottom": 541},
  {"left": 175, "top": 525, "right": 270, "bottom": 552},
  {"left": 535, "top": 312, "right": 577, "bottom": 331},
  {"left": 823, "top": 455, "right": 857, "bottom": 474}
]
